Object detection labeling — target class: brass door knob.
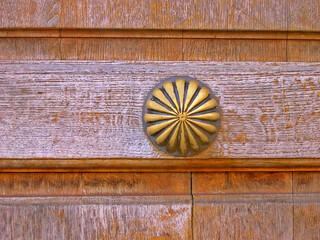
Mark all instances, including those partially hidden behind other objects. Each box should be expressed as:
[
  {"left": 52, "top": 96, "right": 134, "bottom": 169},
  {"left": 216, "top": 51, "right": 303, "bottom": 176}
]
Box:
[{"left": 143, "top": 76, "right": 220, "bottom": 156}]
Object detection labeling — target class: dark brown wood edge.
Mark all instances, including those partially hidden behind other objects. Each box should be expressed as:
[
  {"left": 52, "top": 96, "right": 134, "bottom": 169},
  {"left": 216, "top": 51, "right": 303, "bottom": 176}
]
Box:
[{"left": 1, "top": 158, "right": 320, "bottom": 172}]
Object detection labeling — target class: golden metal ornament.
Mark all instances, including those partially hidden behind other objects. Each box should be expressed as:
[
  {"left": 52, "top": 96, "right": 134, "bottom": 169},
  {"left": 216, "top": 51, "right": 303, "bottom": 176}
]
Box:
[{"left": 143, "top": 76, "right": 220, "bottom": 156}]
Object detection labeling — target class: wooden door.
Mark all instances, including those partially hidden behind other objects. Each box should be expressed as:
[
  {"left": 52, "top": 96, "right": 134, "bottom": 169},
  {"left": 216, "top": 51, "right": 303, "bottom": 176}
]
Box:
[{"left": 0, "top": 1, "right": 319, "bottom": 239}]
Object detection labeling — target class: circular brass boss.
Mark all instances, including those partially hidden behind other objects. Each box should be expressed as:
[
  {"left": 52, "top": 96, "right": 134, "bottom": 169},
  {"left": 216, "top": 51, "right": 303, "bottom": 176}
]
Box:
[{"left": 142, "top": 76, "right": 220, "bottom": 156}]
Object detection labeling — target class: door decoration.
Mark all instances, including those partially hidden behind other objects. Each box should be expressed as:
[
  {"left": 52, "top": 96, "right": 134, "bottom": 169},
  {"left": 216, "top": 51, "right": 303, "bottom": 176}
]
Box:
[{"left": 143, "top": 76, "right": 220, "bottom": 156}]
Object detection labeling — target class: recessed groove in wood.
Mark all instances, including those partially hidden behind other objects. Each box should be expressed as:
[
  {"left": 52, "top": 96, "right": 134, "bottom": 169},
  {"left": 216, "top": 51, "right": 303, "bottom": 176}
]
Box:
[{"left": 1, "top": 29, "right": 320, "bottom": 40}]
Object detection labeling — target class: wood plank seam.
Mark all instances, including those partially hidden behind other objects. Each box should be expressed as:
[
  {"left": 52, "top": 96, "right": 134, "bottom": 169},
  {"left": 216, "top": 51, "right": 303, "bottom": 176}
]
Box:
[{"left": 1, "top": 29, "right": 320, "bottom": 40}]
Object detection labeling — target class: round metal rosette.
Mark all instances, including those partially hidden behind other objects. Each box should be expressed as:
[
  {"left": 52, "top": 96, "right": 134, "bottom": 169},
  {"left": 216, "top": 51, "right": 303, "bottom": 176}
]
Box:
[{"left": 142, "top": 76, "right": 220, "bottom": 156}]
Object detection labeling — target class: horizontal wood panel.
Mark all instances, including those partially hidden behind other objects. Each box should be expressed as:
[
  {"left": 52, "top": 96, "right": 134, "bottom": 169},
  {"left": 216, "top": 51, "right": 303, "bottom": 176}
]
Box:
[
  {"left": 0, "top": 173, "right": 190, "bottom": 196},
  {"left": 0, "top": 38, "right": 60, "bottom": 60},
  {"left": 0, "top": 61, "right": 319, "bottom": 164},
  {"left": 194, "top": 193, "right": 320, "bottom": 240},
  {"left": 62, "top": 0, "right": 287, "bottom": 30},
  {"left": 61, "top": 38, "right": 183, "bottom": 61},
  {"left": 1, "top": 38, "right": 319, "bottom": 62},
  {"left": 194, "top": 194, "right": 294, "bottom": 240},
  {"left": 293, "top": 195, "right": 320, "bottom": 240},
  {"left": 0, "top": 196, "right": 192, "bottom": 239},
  {"left": 2, "top": 29, "right": 320, "bottom": 40},
  {"left": 2, "top": 158, "right": 320, "bottom": 172},
  {"left": 183, "top": 39, "right": 287, "bottom": 61},
  {"left": 0, "top": 0, "right": 319, "bottom": 31},
  {"left": 193, "top": 172, "right": 292, "bottom": 194},
  {"left": 293, "top": 172, "right": 320, "bottom": 193},
  {"left": 287, "top": 40, "right": 320, "bottom": 62}
]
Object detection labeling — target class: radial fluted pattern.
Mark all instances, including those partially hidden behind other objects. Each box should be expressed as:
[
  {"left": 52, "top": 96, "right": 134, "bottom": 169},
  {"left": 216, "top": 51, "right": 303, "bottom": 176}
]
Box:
[{"left": 143, "top": 77, "right": 220, "bottom": 156}]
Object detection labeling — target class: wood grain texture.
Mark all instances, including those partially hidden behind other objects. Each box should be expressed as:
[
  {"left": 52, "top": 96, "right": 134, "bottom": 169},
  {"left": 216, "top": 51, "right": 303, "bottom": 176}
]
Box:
[
  {"left": 61, "top": 38, "right": 183, "bottom": 60},
  {"left": 183, "top": 39, "right": 287, "bottom": 61},
  {"left": 0, "top": 38, "right": 60, "bottom": 60},
  {"left": 293, "top": 172, "right": 320, "bottom": 193},
  {"left": 293, "top": 194, "right": 320, "bottom": 240},
  {"left": 0, "top": 173, "right": 81, "bottom": 196},
  {"left": 2, "top": 158, "right": 320, "bottom": 172},
  {"left": 0, "top": 0, "right": 318, "bottom": 31},
  {"left": 0, "top": 196, "right": 192, "bottom": 239},
  {"left": 287, "top": 40, "right": 320, "bottom": 62},
  {"left": 0, "top": 38, "right": 318, "bottom": 62},
  {"left": 0, "top": 173, "right": 189, "bottom": 196},
  {"left": 194, "top": 194, "right": 293, "bottom": 240},
  {"left": 61, "top": 0, "right": 288, "bottom": 30},
  {"left": 193, "top": 172, "right": 292, "bottom": 194},
  {"left": 226, "top": 0, "right": 287, "bottom": 31},
  {"left": 288, "top": 0, "right": 320, "bottom": 31},
  {"left": 2, "top": 29, "right": 320, "bottom": 40},
  {"left": 81, "top": 173, "right": 190, "bottom": 195},
  {"left": 0, "top": 61, "right": 319, "bottom": 162},
  {"left": 0, "top": 0, "right": 60, "bottom": 28}
]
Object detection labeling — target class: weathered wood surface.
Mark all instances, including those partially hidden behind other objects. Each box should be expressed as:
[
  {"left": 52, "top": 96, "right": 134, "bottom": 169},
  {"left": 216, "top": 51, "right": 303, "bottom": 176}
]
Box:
[
  {"left": 288, "top": 0, "right": 320, "bottom": 31},
  {"left": 0, "top": 196, "right": 192, "bottom": 239},
  {"left": 287, "top": 40, "right": 320, "bottom": 62},
  {"left": 2, "top": 29, "right": 320, "bottom": 40},
  {"left": 61, "top": 38, "right": 183, "bottom": 61},
  {"left": 183, "top": 39, "right": 287, "bottom": 61},
  {"left": 2, "top": 0, "right": 319, "bottom": 31},
  {"left": 192, "top": 172, "right": 320, "bottom": 240},
  {"left": 194, "top": 194, "right": 294, "bottom": 240},
  {"left": 1, "top": 38, "right": 319, "bottom": 62},
  {"left": 0, "top": 61, "right": 319, "bottom": 162},
  {"left": 0, "top": 173, "right": 190, "bottom": 196},
  {"left": 293, "top": 194, "right": 320, "bottom": 240},
  {"left": 0, "top": 38, "right": 61, "bottom": 60},
  {"left": 293, "top": 172, "right": 320, "bottom": 193},
  {"left": 193, "top": 172, "right": 292, "bottom": 194},
  {"left": 0, "top": 0, "right": 60, "bottom": 28},
  {"left": 292, "top": 173, "right": 320, "bottom": 239}
]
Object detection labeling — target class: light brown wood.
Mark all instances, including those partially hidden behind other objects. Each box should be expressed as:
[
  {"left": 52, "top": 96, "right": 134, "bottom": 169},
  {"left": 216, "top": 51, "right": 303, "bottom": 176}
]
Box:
[
  {"left": 0, "top": 0, "right": 60, "bottom": 28},
  {"left": 293, "top": 194, "right": 320, "bottom": 240},
  {"left": 0, "top": 173, "right": 190, "bottom": 196},
  {"left": 193, "top": 172, "right": 292, "bottom": 194},
  {"left": 81, "top": 173, "right": 190, "bottom": 195},
  {"left": 0, "top": 37, "right": 318, "bottom": 63},
  {"left": 0, "top": 29, "right": 60, "bottom": 38},
  {"left": 0, "top": 196, "right": 192, "bottom": 239},
  {"left": 0, "top": 62, "right": 319, "bottom": 162},
  {"left": 183, "top": 39, "right": 287, "bottom": 61},
  {"left": 60, "top": 0, "right": 289, "bottom": 30},
  {"left": 0, "top": 38, "right": 60, "bottom": 60},
  {"left": 293, "top": 172, "right": 320, "bottom": 193},
  {"left": 0, "top": 173, "right": 81, "bottom": 196},
  {"left": 288, "top": 0, "right": 320, "bottom": 31},
  {"left": 0, "top": 0, "right": 318, "bottom": 32},
  {"left": 61, "top": 38, "right": 183, "bottom": 60},
  {"left": 194, "top": 194, "right": 293, "bottom": 240},
  {"left": 288, "top": 40, "right": 320, "bottom": 62}
]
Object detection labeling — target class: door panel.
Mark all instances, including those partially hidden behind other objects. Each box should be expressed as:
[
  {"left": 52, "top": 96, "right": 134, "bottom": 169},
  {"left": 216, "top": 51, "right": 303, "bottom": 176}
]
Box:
[{"left": 0, "top": 0, "right": 319, "bottom": 239}]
